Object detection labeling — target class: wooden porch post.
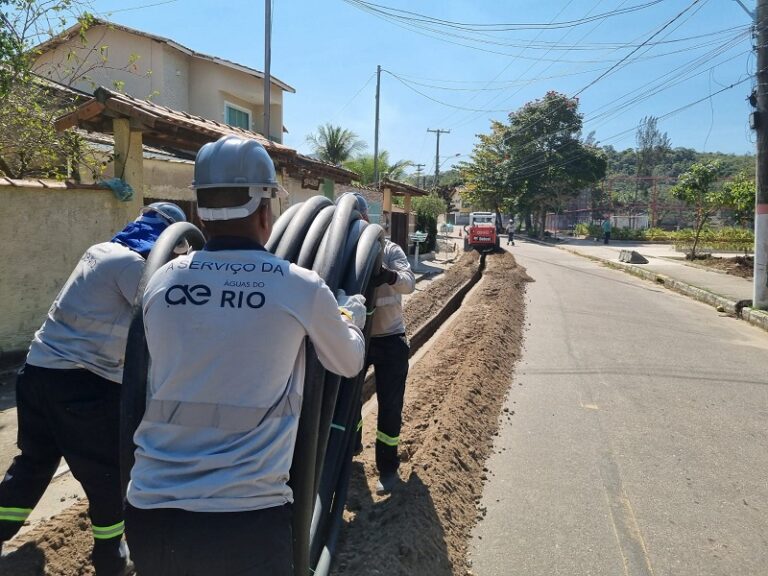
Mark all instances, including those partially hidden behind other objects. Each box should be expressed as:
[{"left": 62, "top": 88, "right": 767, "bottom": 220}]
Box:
[{"left": 113, "top": 118, "right": 144, "bottom": 205}]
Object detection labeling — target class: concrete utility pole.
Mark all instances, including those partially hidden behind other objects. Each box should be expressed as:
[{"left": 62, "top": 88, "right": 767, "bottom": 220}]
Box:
[
  {"left": 427, "top": 128, "right": 450, "bottom": 190},
  {"left": 414, "top": 163, "right": 426, "bottom": 188},
  {"left": 263, "top": 0, "right": 271, "bottom": 141},
  {"left": 755, "top": 0, "right": 768, "bottom": 307},
  {"left": 373, "top": 65, "right": 381, "bottom": 187}
]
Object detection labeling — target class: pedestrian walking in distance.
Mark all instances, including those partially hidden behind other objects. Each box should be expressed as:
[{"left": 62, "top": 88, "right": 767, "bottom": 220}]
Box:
[
  {"left": 602, "top": 217, "right": 612, "bottom": 245},
  {"left": 0, "top": 202, "right": 186, "bottom": 576},
  {"left": 506, "top": 221, "right": 515, "bottom": 246}
]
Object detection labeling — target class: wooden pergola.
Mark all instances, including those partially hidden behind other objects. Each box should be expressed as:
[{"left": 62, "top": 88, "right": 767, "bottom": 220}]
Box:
[
  {"left": 380, "top": 177, "right": 429, "bottom": 251},
  {"left": 54, "top": 86, "right": 357, "bottom": 193}
]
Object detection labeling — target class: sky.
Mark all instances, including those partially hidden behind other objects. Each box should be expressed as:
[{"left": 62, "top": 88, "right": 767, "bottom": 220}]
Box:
[{"left": 75, "top": 0, "right": 755, "bottom": 176}]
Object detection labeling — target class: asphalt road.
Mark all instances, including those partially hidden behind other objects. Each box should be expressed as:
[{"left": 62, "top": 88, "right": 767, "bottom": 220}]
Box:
[{"left": 470, "top": 240, "right": 768, "bottom": 576}]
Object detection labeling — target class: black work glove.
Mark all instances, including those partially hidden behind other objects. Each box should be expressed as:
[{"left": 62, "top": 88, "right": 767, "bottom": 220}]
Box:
[{"left": 371, "top": 267, "right": 398, "bottom": 287}]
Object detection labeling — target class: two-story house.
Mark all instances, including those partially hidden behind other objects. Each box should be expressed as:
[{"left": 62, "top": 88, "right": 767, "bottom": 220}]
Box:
[{"left": 33, "top": 18, "right": 293, "bottom": 142}]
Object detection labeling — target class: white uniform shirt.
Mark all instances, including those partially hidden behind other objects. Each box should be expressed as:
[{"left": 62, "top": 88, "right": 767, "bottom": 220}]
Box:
[
  {"left": 26, "top": 242, "right": 144, "bottom": 383},
  {"left": 371, "top": 240, "right": 416, "bottom": 337},
  {"left": 127, "top": 239, "right": 365, "bottom": 512}
]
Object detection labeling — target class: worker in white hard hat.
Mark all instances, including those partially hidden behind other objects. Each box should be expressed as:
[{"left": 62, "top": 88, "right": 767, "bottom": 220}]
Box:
[
  {"left": 344, "top": 192, "right": 416, "bottom": 495},
  {"left": 0, "top": 201, "right": 186, "bottom": 576},
  {"left": 124, "top": 135, "right": 367, "bottom": 576}
]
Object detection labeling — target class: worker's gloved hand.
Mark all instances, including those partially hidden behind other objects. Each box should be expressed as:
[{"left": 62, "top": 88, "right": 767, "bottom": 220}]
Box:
[
  {"left": 371, "top": 266, "right": 397, "bottom": 287},
  {"left": 337, "top": 290, "right": 367, "bottom": 330}
]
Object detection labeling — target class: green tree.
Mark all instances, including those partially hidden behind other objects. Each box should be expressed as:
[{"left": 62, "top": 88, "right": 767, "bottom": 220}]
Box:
[
  {"left": 0, "top": 1, "right": 99, "bottom": 95},
  {"left": 635, "top": 115, "right": 671, "bottom": 210},
  {"left": 343, "top": 151, "right": 412, "bottom": 185},
  {"left": 458, "top": 121, "right": 513, "bottom": 226},
  {"left": 412, "top": 193, "right": 446, "bottom": 252},
  {"left": 0, "top": 1, "right": 113, "bottom": 179},
  {"left": 461, "top": 91, "right": 606, "bottom": 236},
  {"left": 670, "top": 161, "right": 726, "bottom": 259},
  {"left": 305, "top": 123, "right": 367, "bottom": 165},
  {"left": 0, "top": 80, "right": 96, "bottom": 179},
  {"left": 722, "top": 170, "right": 755, "bottom": 227}
]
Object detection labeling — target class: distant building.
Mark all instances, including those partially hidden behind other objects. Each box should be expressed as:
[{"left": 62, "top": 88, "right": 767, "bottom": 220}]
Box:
[{"left": 33, "top": 19, "right": 294, "bottom": 143}]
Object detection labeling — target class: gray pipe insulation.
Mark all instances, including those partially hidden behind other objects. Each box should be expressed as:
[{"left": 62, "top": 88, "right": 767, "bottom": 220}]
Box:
[{"left": 120, "top": 198, "right": 385, "bottom": 576}]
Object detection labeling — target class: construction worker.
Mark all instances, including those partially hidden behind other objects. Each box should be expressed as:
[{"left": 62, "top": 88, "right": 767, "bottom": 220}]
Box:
[
  {"left": 346, "top": 193, "right": 416, "bottom": 495},
  {"left": 0, "top": 202, "right": 186, "bottom": 575},
  {"left": 124, "top": 136, "right": 367, "bottom": 576}
]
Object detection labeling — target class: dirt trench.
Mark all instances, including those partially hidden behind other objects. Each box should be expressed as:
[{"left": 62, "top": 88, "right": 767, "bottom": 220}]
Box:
[{"left": 0, "top": 250, "right": 530, "bottom": 576}]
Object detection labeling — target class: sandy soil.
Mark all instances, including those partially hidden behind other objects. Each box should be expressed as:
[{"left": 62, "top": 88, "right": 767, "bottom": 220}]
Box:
[
  {"left": 0, "top": 250, "right": 530, "bottom": 576},
  {"left": 334, "top": 251, "right": 530, "bottom": 576}
]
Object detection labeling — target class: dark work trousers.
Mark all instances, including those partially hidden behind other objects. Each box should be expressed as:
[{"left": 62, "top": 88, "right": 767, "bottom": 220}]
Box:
[
  {"left": 603, "top": 231, "right": 611, "bottom": 244},
  {"left": 362, "top": 334, "right": 410, "bottom": 475},
  {"left": 0, "top": 364, "right": 125, "bottom": 575},
  {"left": 125, "top": 503, "right": 293, "bottom": 576}
]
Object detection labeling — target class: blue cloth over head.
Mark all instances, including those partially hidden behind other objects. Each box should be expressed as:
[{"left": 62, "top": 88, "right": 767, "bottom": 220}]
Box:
[{"left": 111, "top": 213, "right": 169, "bottom": 258}]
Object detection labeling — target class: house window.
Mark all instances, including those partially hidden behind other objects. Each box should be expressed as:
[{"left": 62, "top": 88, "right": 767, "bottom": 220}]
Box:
[{"left": 225, "top": 103, "right": 250, "bottom": 130}]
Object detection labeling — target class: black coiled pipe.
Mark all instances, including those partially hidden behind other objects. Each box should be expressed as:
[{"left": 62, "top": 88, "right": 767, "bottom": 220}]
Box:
[
  {"left": 120, "top": 222, "right": 206, "bottom": 497},
  {"left": 119, "top": 198, "right": 384, "bottom": 576}
]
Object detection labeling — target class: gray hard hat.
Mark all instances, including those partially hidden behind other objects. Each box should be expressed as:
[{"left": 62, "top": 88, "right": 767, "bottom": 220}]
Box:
[
  {"left": 193, "top": 136, "right": 286, "bottom": 221},
  {"left": 138, "top": 202, "right": 186, "bottom": 225}
]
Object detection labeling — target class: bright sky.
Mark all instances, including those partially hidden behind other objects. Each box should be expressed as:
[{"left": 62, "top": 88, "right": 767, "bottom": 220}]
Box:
[{"left": 88, "top": 0, "right": 754, "bottom": 175}]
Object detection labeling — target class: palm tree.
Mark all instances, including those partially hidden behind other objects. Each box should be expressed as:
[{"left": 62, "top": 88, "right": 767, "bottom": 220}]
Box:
[
  {"left": 343, "top": 151, "right": 413, "bottom": 185},
  {"left": 305, "top": 124, "right": 367, "bottom": 165}
]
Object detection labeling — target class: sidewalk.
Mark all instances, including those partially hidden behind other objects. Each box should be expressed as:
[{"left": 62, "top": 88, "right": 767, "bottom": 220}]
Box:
[
  {"left": 528, "top": 237, "right": 768, "bottom": 332},
  {"left": 408, "top": 235, "right": 462, "bottom": 281}
]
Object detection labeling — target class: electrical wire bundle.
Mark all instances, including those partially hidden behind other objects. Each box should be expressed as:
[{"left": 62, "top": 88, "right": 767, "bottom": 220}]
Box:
[{"left": 120, "top": 193, "right": 385, "bottom": 576}]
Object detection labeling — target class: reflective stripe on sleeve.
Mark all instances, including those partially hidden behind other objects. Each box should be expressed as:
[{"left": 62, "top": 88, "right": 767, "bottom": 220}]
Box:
[
  {"left": 374, "top": 296, "right": 398, "bottom": 307},
  {"left": 376, "top": 430, "right": 400, "bottom": 446},
  {"left": 0, "top": 507, "right": 32, "bottom": 523},
  {"left": 356, "top": 419, "right": 363, "bottom": 431},
  {"left": 92, "top": 521, "right": 125, "bottom": 540}
]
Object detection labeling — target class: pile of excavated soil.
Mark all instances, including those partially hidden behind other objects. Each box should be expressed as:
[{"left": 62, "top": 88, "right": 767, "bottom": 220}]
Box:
[
  {"left": 0, "top": 250, "right": 528, "bottom": 576},
  {"left": 0, "top": 501, "right": 94, "bottom": 576},
  {"left": 334, "top": 251, "right": 530, "bottom": 576},
  {"left": 693, "top": 255, "right": 753, "bottom": 279}
]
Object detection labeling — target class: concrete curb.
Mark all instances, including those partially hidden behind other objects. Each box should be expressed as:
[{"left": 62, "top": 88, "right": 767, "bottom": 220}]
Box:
[{"left": 555, "top": 244, "right": 768, "bottom": 333}]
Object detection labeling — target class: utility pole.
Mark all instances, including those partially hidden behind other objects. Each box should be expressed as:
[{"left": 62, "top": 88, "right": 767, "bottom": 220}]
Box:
[
  {"left": 263, "top": 0, "right": 271, "bottom": 141},
  {"left": 427, "top": 128, "right": 450, "bottom": 190},
  {"left": 373, "top": 65, "right": 381, "bottom": 187},
  {"left": 755, "top": 0, "right": 768, "bottom": 307},
  {"left": 414, "top": 163, "right": 426, "bottom": 189}
]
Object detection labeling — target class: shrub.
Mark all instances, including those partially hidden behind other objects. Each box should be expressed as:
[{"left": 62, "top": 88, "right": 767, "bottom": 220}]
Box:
[{"left": 573, "top": 223, "right": 591, "bottom": 236}]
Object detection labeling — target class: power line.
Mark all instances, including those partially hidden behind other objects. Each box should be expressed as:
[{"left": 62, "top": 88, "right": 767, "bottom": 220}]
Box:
[
  {"left": 584, "top": 33, "right": 750, "bottom": 128},
  {"left": 343, "top": 0, "right": 666, "bottom": 32},
  {"left": 440, "top": 0, "right": 580, "bottom": 125},
  {"left": 343, "top": 0, "right": 708, "bottom": 62},
  {"left": 464, "top": 0, "right": 728, "bottom": 160},
  {"left": 487, "top": 76, "right": 752, "bottom": 181},
  {"left": 330, "top": 71, "right": 376, "bottom": 122},
  {"left": 449, "top": 0, "right": 620, "bottom": 130},
  {"left": 574, "top": 0, "right": 705, "bottom": 96},
  {"left": 98, "top": 0, "right": 179, "bottom": 14}
]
